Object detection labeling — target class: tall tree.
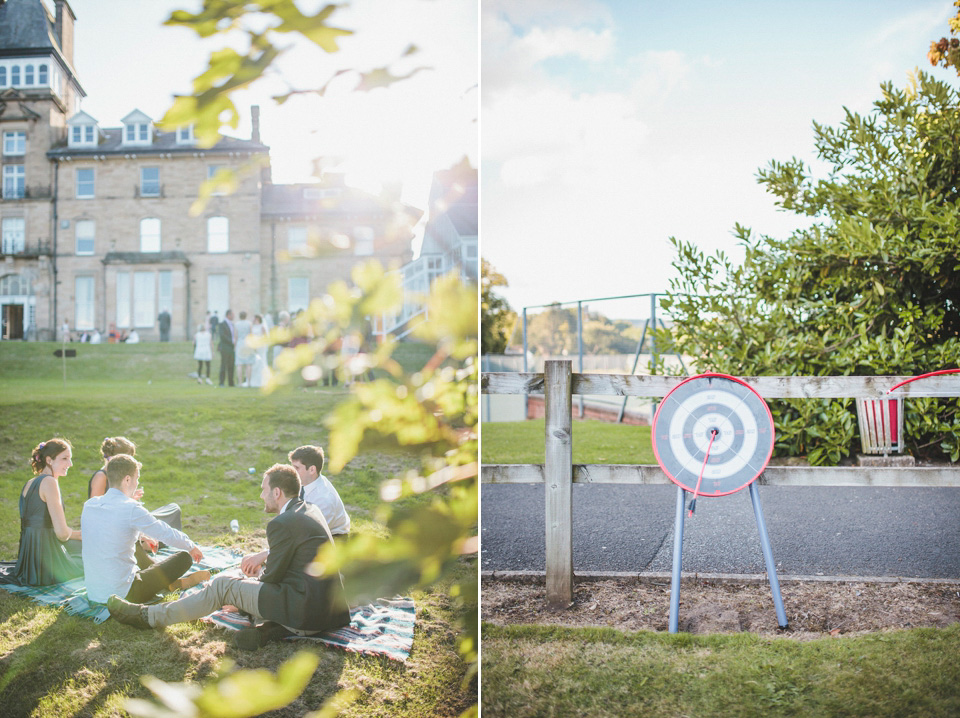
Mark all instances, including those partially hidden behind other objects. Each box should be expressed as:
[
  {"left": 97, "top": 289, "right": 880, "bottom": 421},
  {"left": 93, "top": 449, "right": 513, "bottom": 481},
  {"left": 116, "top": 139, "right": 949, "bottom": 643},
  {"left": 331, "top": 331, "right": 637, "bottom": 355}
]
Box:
[{"left": 664, "top": 71, "right": 960, "bottom": 465}]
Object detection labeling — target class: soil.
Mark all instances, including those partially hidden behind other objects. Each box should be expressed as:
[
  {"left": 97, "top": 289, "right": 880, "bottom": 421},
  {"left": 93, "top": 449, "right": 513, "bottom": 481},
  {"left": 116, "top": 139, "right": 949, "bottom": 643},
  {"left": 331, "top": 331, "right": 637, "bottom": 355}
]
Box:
[{"left": 482, "top": 577, "right": 960, "bottom": 640}]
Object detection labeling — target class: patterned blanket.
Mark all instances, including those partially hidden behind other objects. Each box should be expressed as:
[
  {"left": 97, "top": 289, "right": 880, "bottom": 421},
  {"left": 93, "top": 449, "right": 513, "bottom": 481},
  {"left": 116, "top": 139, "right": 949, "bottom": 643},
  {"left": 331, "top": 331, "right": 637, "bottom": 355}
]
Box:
[
  {"left": 0, "top": 548, "right": 416, "bottom": 662},
  {"left": 0, "top": 546, "right": 242, "bottom": 622}
]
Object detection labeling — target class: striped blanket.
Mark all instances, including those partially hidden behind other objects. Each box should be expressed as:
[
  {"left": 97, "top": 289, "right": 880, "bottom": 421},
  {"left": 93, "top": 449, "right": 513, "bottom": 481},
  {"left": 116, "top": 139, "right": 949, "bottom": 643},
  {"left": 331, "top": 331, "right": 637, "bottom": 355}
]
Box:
[
  {"left": 200, "top": 577, "right": 416, "bottom": 662},
  {"left": 0, "top": 546, "right": 243, "bottom": 623},
  {"left": 0, "top": 548, "right": 416, "bottom": 662}
]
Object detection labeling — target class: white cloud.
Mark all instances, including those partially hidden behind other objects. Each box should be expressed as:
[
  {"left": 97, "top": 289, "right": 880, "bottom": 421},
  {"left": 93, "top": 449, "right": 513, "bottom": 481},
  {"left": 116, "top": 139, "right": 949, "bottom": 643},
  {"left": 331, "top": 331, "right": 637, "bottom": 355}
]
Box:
[
  {"left": 626, "top": 50, "right": 695, "bottom": 109},
  {"left": 482, "top": 13, "right": 614, "bottom": 98},
  {"left": 522, "top": 25, "right": 614, "bottom": 64}
]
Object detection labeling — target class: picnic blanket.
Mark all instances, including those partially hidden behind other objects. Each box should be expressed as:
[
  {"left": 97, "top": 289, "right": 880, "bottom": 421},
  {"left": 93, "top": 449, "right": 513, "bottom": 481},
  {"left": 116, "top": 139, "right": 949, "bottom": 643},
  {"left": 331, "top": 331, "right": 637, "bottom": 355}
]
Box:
[
  {"left": 0, "top": 551, "right": 417, "bottom": 662},
  {"left": 0, "top": 546, "right": 242, "bottom": 623},
  {"left": 198, "top": 572, "right": 416, "bottom": 662}
]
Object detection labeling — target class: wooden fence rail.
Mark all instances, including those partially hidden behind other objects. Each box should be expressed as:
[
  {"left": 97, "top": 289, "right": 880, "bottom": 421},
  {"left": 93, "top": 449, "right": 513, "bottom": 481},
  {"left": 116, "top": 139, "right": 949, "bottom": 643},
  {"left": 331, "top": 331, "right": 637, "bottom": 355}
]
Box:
[{"left": 481, "top": 361, "right": 960, "bottom": 606}]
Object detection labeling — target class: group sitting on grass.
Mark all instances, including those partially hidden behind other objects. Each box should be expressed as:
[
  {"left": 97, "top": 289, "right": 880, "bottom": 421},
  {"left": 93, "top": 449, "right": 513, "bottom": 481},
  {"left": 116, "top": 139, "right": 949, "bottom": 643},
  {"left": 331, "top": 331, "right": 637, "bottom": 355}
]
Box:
[{"left": 12, "top": 437, "right": 352, "bottom": 650}]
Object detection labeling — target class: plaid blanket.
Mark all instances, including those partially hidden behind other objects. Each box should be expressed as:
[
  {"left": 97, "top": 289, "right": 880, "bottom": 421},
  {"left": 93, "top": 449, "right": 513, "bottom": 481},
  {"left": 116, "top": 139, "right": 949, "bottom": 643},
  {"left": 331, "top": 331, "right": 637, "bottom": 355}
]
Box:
[
  {"left": 0, "top": 551, "right": 417, "bottom": 662},
  {"left": 0, "top": 546, "right": 242, "bottom": 623},
  {"left": 200, "top": 575, "right": 416, "bottom": 663}
]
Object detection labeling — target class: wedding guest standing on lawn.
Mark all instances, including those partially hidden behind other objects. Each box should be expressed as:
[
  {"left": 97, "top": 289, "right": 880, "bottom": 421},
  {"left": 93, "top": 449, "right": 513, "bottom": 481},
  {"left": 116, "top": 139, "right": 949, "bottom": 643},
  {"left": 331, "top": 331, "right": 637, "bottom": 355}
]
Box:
[
  {"left": 193, "top": 322, "right": 213, "bottom": 385},
  {"left": 81, "top": 454, "right": 207, "bottom": 605},
  {"left": 218, "top": 309, "right": 236, "bottom": 387},
  {"left": 234, "top": 310, "right": 254, "bottom": 387},
  {"left": 14, "top": 439, "right": 84, "bottom": 586}
]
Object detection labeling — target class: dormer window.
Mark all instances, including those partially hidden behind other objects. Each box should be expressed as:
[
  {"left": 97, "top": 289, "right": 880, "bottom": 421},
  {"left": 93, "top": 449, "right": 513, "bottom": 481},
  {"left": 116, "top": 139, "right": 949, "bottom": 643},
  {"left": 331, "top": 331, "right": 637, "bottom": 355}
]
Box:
[
  {"left": 121, "top": 110, "right": 154, "bottom": 147},
  {"left": 126, "top": 123, "right": 149, "bottom": 143},
  {"left": 176, "top": 125, "right": 196, "bottom": 144},
  {"left": 67, "top": 111, "right": 100, "bottom": 148}
]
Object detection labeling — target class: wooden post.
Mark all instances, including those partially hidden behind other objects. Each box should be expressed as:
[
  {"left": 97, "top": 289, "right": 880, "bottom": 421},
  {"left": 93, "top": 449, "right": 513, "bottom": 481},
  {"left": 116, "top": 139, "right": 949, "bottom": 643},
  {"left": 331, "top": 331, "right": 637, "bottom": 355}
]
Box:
[{"left": 544, "top": 359, "right": 573, "bottom": 606}]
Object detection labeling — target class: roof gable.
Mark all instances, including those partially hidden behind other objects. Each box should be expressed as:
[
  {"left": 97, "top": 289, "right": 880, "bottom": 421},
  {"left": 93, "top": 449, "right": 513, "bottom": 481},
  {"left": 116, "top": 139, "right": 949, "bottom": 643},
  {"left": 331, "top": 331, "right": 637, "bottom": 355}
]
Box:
[
  {"left": 121, "top": 109, "right": 153, "bottom": 124},
  {"left": 67, "top": 110, "right": 98, "bottom": 126}
]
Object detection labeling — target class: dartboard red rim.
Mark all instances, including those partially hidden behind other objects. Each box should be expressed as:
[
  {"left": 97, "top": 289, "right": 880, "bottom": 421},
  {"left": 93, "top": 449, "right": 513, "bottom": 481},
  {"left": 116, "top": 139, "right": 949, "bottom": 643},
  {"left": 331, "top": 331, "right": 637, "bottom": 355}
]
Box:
[{"left": 652, "top": 372, "right": 775, "bottom": 497}]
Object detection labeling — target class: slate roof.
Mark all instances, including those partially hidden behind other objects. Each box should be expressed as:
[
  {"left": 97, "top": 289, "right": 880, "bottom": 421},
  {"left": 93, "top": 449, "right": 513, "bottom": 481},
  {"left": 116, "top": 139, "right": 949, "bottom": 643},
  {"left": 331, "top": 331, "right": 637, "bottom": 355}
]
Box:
[
  {"left": 47, "top": 127, "right": 269, "bottom": 158},
  {"left": 0, "top": 0, "right": 81, "bottom": 92},
  {"left": 261, "top": 182, "right": 420, "bottom": 221},
  {"left": 446, "top": 204, "right": 478, "bottom": 236},
  {"left": 0, "top": 0, "right": 59, "bottom": 56}
]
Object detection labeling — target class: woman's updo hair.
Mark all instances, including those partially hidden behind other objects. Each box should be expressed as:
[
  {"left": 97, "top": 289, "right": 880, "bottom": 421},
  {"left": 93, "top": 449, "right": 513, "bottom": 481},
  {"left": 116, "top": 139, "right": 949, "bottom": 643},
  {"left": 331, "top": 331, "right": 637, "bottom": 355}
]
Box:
[
  {"left": 101, "top": 436, "right": 137, "bottom": 460},
  {"left": 30, "top": 438, "right": 72, "bottom": 475}
]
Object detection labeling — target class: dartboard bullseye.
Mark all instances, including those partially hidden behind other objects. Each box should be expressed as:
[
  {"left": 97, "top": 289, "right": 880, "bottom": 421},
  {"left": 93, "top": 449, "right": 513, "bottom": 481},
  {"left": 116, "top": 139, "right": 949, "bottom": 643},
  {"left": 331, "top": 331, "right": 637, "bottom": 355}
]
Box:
[{"left": 652, "top": 373, "right": 775, "bottom": 497}]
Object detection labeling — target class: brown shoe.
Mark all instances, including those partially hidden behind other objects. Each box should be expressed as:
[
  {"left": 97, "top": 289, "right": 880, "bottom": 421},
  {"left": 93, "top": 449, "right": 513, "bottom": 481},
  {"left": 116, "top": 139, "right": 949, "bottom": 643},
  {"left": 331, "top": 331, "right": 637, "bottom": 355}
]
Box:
[{"left": 169, "top": 569, "right": 211, "bottom": 592}]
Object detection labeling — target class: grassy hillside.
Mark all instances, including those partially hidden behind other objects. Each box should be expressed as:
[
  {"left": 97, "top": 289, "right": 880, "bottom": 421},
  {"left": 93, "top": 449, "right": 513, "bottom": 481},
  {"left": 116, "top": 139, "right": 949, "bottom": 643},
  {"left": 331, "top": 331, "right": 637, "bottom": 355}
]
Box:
[{"left": 0, "top": 340, "right": 473, "bottom": 718}]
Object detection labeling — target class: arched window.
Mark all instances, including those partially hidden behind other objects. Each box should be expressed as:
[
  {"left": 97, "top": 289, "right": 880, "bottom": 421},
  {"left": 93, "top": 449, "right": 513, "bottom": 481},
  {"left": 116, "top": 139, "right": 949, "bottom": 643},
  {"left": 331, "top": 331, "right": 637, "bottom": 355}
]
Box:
[
  {"left": 0, "top": 67, "right": 6, "bottom": 86},
  {"left": 11, "top": 66, "right": 20, "bottom": 86},
  {"left": 38, "top": 64, "right": 48, "bottom": 85},
  {"left": 0, "top": 273, "right": 29, "bottom": 296},
  {"left": 24, "top": 65, "right": 34, "bottom": 85}
]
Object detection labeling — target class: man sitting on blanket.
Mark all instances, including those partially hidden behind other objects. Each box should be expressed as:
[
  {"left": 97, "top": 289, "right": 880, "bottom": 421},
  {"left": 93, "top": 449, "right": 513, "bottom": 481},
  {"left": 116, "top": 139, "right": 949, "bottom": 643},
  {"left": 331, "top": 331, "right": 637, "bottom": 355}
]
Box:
[
  {"left": 108, "top": 463, "right": 351, "bottom": 650},
  {"left": 82, "top": 454, "right": 207, "bottom": 605},
  {"left": 239, "top": 444, "right": 350, "bottom": 577}
]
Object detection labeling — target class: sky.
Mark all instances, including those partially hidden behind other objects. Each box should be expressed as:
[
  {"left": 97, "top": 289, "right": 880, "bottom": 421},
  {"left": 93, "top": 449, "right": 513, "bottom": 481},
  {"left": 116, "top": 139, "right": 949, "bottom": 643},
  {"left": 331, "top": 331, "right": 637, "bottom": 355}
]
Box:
[
  {"left": 481, "top": 0, "right": 958, "bottom": 319},
  {"left": 58, "top": 0, "right": 478, "bottom": 251}
]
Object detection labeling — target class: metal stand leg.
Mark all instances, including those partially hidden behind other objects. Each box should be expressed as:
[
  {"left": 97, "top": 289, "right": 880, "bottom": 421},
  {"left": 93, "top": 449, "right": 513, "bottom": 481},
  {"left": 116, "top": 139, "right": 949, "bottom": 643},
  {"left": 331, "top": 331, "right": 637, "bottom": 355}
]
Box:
[
  {"left": 748, "top": 481, "right": 788, "bottom": 628},
  {"left": 669, "top": 485, "right": 687, "bottom": 633}
]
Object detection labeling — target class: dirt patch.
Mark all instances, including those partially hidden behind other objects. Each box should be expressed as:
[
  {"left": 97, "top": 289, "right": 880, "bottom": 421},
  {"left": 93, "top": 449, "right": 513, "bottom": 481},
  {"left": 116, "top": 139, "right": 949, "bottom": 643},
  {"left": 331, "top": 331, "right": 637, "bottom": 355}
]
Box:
[{"left": 482, "top": 577, "right": 960, "bottom": 640}]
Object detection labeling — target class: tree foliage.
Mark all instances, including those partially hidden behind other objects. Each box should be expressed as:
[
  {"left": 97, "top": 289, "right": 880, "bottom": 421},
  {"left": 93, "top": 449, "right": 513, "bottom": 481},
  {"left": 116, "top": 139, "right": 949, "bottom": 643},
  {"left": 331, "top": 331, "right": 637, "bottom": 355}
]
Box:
[
  {"left": 525, "top": 304, "right": 645, "bottom": 357},
  {"left": 928, "top": 1, "right": 960, "bottom": 73},
  {"left": 664, "top": 71, "right": 960, "bottom": 465},
  {"left": 480, "top": 259, "right": 515, "bottom": 354},
  {"left": 127, "top": 2, "right": 477, "bottom": 716}
]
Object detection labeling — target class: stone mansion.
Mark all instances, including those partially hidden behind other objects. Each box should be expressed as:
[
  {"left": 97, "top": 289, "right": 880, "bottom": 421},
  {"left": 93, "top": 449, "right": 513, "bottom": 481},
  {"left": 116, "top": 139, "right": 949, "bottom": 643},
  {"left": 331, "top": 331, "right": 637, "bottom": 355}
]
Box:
[{"left": 0, "top": 0, "right": 476, "bottom": 342}]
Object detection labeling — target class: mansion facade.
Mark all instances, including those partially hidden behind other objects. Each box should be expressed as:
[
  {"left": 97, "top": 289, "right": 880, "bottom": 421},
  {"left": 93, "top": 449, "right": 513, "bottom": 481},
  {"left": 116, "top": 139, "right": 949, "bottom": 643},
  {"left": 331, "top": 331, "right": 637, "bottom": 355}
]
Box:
[{"left": 0, "top": 0, "right": 425, "bottom": 342}]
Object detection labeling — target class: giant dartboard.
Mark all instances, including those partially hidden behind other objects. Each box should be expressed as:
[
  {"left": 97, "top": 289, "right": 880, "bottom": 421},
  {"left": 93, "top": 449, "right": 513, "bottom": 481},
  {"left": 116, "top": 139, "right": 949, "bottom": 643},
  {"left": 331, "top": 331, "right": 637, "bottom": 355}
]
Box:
[{"left": 652, "top": 373, "right": 775, "bottom": 497}]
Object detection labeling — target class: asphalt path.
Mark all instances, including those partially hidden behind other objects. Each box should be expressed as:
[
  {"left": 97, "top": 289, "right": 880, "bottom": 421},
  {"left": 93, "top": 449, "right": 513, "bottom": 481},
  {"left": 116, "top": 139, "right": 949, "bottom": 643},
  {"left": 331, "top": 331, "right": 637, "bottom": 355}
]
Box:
[{"left": 481, "top": 483, "right": 960, "bottom": 578}]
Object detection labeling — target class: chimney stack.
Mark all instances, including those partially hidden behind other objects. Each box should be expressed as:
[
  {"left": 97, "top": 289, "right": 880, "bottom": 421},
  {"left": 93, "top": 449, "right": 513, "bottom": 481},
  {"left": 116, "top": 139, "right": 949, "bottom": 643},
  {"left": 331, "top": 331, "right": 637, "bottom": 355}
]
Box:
[
  {"left": 251, "top": 105, "right": 261, "bottom": 144},
  {"left": 55, "top": 0, "right": 77, "bottom": 66}
]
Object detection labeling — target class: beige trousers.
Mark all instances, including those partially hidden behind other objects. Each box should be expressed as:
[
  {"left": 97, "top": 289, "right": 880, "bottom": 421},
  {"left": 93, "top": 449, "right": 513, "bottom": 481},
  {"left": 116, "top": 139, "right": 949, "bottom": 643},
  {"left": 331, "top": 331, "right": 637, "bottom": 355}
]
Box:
[{"left": 146, "top": 573, "right": 262, "bottom": 628}]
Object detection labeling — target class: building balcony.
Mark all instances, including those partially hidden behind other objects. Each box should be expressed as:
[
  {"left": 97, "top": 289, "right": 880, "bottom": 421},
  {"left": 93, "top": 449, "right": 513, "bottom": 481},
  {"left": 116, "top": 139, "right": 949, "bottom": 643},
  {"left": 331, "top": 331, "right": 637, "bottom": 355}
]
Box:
[
  {"left": 0, "top": 185, "right": 53, "bottom": 201},
  {"left": 0, "top": 240, "right": 52, "bottom": 258}
]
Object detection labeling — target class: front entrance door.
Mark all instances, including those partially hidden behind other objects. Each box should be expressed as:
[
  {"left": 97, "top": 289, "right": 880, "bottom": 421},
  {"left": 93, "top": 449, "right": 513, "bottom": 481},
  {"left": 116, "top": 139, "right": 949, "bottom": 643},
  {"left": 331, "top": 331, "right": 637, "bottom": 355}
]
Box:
[{"left": 2, "top": 303, "right": 24, "bottom": 339}]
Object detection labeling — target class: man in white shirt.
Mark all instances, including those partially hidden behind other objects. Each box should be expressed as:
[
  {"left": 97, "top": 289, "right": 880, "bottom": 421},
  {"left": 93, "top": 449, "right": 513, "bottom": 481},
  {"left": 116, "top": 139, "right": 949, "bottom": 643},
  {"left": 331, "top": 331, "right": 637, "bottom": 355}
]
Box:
[
  {"left": 81, "top": 454, "right": 205, "bottom": 604},
  {"left": 239, "top": 444, "right": 349, "bottom": 577},
  {"left": 107, "top": 464, "right": 350, "bottom": 650}
]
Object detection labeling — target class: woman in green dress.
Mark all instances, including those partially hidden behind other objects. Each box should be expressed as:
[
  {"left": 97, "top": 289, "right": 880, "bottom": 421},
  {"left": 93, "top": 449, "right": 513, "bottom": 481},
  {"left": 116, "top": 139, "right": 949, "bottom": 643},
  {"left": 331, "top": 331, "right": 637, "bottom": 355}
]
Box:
[{"left": 14, "top": 438, "right": 84, "bottom": 586}]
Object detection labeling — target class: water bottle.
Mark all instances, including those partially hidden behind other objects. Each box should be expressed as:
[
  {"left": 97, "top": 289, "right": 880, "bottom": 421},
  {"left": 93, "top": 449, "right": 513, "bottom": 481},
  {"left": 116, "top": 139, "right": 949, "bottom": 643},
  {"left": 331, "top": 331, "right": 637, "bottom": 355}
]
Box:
[{"left": 230, "top": 519, "right": 239, "bottom": 533}]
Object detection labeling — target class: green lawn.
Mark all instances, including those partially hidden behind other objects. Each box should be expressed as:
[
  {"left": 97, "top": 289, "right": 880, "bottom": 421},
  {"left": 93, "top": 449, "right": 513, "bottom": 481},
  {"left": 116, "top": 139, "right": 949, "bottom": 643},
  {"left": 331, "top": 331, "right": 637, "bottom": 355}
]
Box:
[
  {"left": 0, "top": 341, "right": 473, "bottom": 718},
  {"left": 480, "top": 419, "right": 654, "bottom": 464}
]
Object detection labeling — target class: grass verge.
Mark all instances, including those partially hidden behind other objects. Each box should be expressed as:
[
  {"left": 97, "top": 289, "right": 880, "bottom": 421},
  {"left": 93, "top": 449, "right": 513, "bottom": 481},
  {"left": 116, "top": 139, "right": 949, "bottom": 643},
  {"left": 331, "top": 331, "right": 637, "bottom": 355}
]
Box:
[
  {"left": 482, "top": 622, "right": 960, "bottom": 717},
  {"left": 0, "top": 341, "right": 473, "bottom": 717}
]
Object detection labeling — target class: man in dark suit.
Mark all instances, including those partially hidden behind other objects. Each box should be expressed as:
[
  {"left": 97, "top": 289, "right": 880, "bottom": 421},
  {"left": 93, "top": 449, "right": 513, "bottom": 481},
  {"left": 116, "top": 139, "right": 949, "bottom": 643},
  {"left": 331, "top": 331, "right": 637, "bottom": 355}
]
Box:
[
  {"left": 107, "top": 464, "right": 351, "bottom": 650},
  {"left": 218, "top": 308, "right": 236, "bottom": 387}
]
